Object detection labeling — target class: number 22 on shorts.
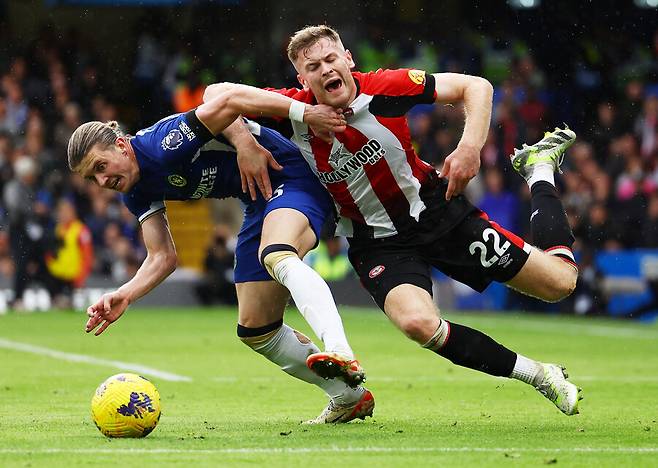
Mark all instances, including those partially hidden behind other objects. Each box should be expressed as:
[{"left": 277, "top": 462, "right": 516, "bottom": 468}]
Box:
[{"left": 469, "top": 228, "right": 510, "bottom": 268}]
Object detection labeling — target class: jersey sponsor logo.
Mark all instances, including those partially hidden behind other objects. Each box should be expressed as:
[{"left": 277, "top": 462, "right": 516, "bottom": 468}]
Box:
[
  {"left": 191, "top": 166, "right": 218, "bottom": 199},
  {"left": 162, "top": 129, "right": 184, "bottom": 150},
  {"left": 179, "top": 120, "right": 196, "bottom": 141},
  {"left": 318, "top": 139, "right": 386, "bottom": 184},
  {"left": 408, "top": 69, "right": 426, "bottom": 85},
  {"left": 368, "top": 265, "right": 385, "bottom": 278},
  {"left": 167, "top": 174, "right": 187, "bottom": 187}
]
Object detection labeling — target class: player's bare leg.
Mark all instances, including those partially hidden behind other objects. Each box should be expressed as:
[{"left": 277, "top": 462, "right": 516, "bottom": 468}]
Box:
[
  {"left": 259, "top": 208, "right": 365, "bottom": 387},
  {"left": 506, "top": 126, "right": 579, "bottom": 302},
  {"left": 506, "top": 248, "right": 577, "bottom": 302},
  {"left": 383, "top": 284, "right": 581, "bottom": 415},
  {"left": 498, "top": 126, "right": 583, "bottom": 414},
  {"left": 236, "top": 280, "right": 372, "bottom": 422}
]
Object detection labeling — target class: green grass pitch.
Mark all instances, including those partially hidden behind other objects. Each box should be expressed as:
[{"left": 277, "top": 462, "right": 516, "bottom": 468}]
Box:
[{"left": 1, "top": 307, "right": 657, "bottom": 467}]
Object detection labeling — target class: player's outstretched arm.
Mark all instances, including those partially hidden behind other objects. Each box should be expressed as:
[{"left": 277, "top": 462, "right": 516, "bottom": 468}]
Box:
[
  {"left": 85, "top": 213, "right": 177, "bottom": 336},
  {"left": 200, "top": 83, "right": 346, "bottom": 134},
  {"left": 432, "top": 73, "right": 493, "bottom": 200}
]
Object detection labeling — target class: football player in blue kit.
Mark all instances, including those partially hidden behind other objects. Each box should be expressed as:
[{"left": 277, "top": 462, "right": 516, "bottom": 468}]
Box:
[{"left": 67, "top": 87, "right": 374, "bottom": 423}]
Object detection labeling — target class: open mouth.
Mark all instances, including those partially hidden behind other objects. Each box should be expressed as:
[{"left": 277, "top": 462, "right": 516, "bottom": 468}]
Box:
[
  {"left": 324, "top": 78, "right": 343, "bottom": 93},
  {"left": 111, "top": 176, "right": 120, "bottom": 190}
]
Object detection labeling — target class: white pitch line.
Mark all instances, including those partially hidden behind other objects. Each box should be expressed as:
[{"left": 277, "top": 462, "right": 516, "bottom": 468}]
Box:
[
  {"left": 0, "top": 447, "right": 657, "bottom": 455},
  {"left": 0, "top": 338, "right": 192, "bottom": 382},
  {"left": 211, "top": 375, "right": 658, "bottom": 384}
]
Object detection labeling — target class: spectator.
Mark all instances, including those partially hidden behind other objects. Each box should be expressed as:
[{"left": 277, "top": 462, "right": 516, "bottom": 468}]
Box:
[
  {"left": 195, "top": 225, "right": 237, "bottom": 306},
  {"left": 576, "top": 202, "right": 623, "bottom": 252},
  {"left": 477, "top": 167, "right": 519, "bottom": 235},
  {"left": 44, "top": 198, "right": 94, "bottom": 308},
  {"left": 2, "top": 157, "right": 41, "bottom": 309}
]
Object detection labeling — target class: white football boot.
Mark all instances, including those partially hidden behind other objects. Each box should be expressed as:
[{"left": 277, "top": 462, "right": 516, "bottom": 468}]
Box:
[
  {"left": 510, "top": 125, "right": 576, "bottom": 180},
  {"left": 535, "top": 363, "right": 583, "bottom": 415},
  {"left": 304, "top": 389, "right": 375, "bottom": 424}
]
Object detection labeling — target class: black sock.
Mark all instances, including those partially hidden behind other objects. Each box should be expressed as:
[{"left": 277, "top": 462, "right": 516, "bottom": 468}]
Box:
[
  {"left": 530, "top": 181, "right": 575, "bottom": 261},
  {"left": 435, "top": 321, "right": 516, "bottom": 377}
]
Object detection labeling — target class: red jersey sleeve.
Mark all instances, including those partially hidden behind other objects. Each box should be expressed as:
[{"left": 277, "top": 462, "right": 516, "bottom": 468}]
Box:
[
  {"left": 355, "top": 69, "right": 437, "bottom": 117},
  {"left": 357, "top": 69, "right": 436, "bottom": 98}
]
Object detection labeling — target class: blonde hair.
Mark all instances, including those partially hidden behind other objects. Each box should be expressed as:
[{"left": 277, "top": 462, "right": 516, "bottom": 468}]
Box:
[
  {"left": 287, "top": 25, "right": 342, "bottom": 63},
  {"left": 67, "top": 121, "right": 124, "bottom": 171}
]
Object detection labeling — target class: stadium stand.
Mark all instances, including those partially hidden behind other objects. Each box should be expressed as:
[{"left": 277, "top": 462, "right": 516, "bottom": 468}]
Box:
[{"left": 0, "top": 1, "right": 657, "bottom": 317}]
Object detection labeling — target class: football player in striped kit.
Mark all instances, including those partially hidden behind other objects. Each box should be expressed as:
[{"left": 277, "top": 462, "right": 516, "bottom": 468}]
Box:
[
  {"left": 68, "top": 86, "right": 375, "bottom": 424},
  {"left": 206, "top": 25, "right": 583, "bottom": 416}
]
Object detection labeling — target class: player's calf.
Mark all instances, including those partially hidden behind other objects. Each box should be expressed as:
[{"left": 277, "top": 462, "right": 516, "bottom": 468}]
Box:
[{"left": 260, "top": 243, "right": 356, "bottom": 358}]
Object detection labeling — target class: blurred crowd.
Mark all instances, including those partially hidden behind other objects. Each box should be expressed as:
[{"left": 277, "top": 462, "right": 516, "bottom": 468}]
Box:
[{"left": 1, "top": 19, "right": 658, "bottom": 313}]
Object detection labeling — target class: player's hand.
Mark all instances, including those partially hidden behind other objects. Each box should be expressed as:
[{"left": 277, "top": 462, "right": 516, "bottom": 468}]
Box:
[
  {"left": 85, "top": 290, "right": 130, "bottom": 336},
  {"left": 304, "top": 104, "right": 347, "bottom": 133},
  {"left": 440, "top": 143, "right": 481, "bottom": 200},
  {"left": 237, "top": 141, "right": 283, "bottom": 201}
]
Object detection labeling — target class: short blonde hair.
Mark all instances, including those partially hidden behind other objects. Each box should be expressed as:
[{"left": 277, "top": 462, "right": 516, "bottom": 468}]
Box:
[
  {"left": 67, "top": 121, "right": 124, "bottom": 171},
  {"left": 287, "top": 25, "right": 342, "bottom": 63}
]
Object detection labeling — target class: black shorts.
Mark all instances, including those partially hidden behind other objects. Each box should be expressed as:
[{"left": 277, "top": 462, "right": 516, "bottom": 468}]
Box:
[{"left": 347, "top": 197, "right": 531, "bottom": 311}]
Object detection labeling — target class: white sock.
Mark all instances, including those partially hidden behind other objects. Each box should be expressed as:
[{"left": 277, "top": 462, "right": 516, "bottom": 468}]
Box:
[
  {"left": 421, "top": 319, "right": 450, "bottom": 352},
  {"left": 272, "top": 256, "right": 354, "bottom": 358},
  {"left": 246, "top": 323, "right": 363, "bottom": 403},
  {"left": 510, "top": 354, "right": 544, "bottom": 386},
  {"left": 526, "top": 163, "right": 555, "bottom": 188}
]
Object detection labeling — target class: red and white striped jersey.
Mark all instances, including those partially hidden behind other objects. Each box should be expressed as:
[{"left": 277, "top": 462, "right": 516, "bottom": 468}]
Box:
[{"left": 269, "top": 68, "right": 440, "bottom": 238}]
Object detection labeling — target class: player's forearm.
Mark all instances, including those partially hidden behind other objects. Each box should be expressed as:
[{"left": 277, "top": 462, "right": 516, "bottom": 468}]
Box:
[
  {"left": 221, "top": 117, "right": 257, "bottom": 149},
  {"left": 199, "top": 83, "right": 304, "bottom": 135},
  {"left": 224, "top": 84, "right": 303, "bottom": 120},
  {"left": 205, "top": 82, "right": 297, "bottom": 119},
  {"left": 457, "top": 77, "right": 493, "bottom": 151},
  {"left": 116, "top": 251, "right": 177, "bottom": 304}
]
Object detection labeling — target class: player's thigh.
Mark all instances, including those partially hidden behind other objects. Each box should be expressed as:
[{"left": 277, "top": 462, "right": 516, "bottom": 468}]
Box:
[
  {"left": 384, "top": 283, "right": 441, "bottom": 344},
  {"left": 505, "top": 248, "right": 578, "bottom": 302},
  {"left": 432, "top": 212, "right": 531, "bottom": 293},
  {"left": 258, "top": 177, "right": 333, "bottom": 259},
  {"left": 236, "top": 281, "right": 289, "bottom": 328},
  {"left": 260, "top": 208, "right": 317, "bottom": 258}
]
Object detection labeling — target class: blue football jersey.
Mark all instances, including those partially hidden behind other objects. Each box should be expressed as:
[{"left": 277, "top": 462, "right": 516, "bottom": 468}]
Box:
[{"left": 123, "top": 110, "right": 314, "bottom": 223}]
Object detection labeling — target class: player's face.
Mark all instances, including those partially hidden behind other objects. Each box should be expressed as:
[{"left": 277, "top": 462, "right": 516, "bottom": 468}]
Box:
[
  {"left": 295, "top": 38, "right": 356, "bottom": 109},
  {"left": 79, "top": 138, "right": 139, "bottom": 193}
]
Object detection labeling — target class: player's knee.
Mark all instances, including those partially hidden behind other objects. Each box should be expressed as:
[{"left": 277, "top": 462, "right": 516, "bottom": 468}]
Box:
[
  {"left": 236, "top": 319, "right": 283, "bottom": 352},
  {"left": 543, "top": 267, "right": 577, "bottom": 302},
  {"left": 259, "top": 244, "right": 299, "bottom": 279},
  {"left": 396, "top": 312, "right": 440, "bottom": 344}
]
